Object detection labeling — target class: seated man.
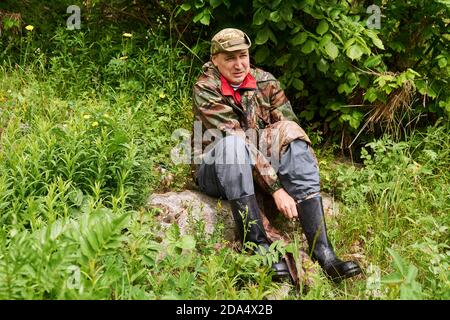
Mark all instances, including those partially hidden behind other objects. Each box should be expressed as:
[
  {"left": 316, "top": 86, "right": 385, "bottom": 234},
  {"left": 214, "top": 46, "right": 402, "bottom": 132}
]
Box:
[{"left": 192, "top": 28, "right": 361, "bottom": 282}]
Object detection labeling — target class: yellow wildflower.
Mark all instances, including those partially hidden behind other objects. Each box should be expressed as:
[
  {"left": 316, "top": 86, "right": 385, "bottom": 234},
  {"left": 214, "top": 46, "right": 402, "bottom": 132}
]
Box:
[
  {"left": 25, "top": 25, "right": 34, "bottom": 31},
  {"left": 119, "top": 56, "right": 128, "bottom": 60},
  {"left": 123, "top": 33, "right": 133, "bottom": 38},
  {"left": 91, "top": 121, "right": 99, "bottom": 127},
  {"left": 159, "top": 92, "right": 166, "bottom": 99},
  {"left": 103, "top": 113, "right": 110, "bottom": 118},
  {"left": 83, "top": 114, "right": 91, "bottom": 119}
]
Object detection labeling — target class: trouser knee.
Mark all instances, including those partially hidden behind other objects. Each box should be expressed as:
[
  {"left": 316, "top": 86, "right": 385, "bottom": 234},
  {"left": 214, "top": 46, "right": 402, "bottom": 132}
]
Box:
[
  {"left": 212, "top": 135, "right": 251, "bottom": 165},
  {"left": 278, "top": 139, "right": 321, "bottom": 201},
  {"left": 199, "top": 135, "right": 255, "bottom": 200}
]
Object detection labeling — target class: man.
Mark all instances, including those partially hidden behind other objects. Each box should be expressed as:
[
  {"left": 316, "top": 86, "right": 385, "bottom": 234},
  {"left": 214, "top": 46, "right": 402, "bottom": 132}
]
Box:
[{"left": 192, "top": 28, "right": 361, "bottom": 282}]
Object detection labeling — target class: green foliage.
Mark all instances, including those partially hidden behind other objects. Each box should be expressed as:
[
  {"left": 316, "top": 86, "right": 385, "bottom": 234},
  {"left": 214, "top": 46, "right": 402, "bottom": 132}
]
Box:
[
  {"left": 320, "top": 121, "right": 450, "bottom": 299},
  {"left": 0, "top": 206, "right": 129, "bottom": 299},
  {"left": 0, "top": 0, "right": 448, "bottom": 300},
  {"left": 179, "top": 0, "right": 449, "bottom": 146},
  {"left": 382, "top": 248, "right": 423, "bottom": 299},
  {"left": 0, "top": 23, "right": 297, "bottom": 299}
]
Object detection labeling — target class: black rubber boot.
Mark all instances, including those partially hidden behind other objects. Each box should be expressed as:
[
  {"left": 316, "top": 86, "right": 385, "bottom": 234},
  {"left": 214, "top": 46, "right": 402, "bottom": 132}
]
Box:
[
  {"left": 297, "top": 195, "right": 361, "bottom": 282},
  {"left": 230, "top": 194, "right": 290, "bottom": 280}
]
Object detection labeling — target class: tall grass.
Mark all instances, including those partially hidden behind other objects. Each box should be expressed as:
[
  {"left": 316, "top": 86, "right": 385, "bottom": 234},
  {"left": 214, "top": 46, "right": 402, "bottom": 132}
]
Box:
[{"left": 0, "top": 26, "right": 292, "bottom": 299}]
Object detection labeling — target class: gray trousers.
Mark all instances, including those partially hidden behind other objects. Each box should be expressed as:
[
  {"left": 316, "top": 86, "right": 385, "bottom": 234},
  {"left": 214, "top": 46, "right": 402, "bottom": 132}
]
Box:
[{"left": 197, "top": 135, "right": 320, "bottom": 201}]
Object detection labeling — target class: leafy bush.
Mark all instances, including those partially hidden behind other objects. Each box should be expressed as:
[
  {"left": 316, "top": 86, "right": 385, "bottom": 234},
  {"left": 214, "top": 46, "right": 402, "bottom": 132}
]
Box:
[{"left": 179, "top": 0, "right": 450, "bottom": 148}]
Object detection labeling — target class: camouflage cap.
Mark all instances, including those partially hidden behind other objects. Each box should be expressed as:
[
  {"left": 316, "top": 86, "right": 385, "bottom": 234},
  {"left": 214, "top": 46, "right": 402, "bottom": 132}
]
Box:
[{"left": 210, "top": 28, "right": 252, "bottom": 55}]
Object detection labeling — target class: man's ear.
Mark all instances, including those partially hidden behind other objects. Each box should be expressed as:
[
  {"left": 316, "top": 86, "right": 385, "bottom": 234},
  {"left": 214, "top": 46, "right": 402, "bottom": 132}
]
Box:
[{"left": 211, "top": 54, "right": 218, "bottom": 67}]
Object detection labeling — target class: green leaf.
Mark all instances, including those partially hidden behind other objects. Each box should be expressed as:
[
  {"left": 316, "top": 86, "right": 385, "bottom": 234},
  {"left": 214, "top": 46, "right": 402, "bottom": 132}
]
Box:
[
  {"left": 209, "top": 0, "right": 223, "bottom": 8},
  {"left": 328, "top": 102, "right": 344, "bottom": 111},
  {"left": 364, "top": 55, "right": 382, "bottom": 68},
  {"left": 80, "top": 237, "right": 95, "bottom": 260},
  {"left": 330, "top": 9, "right": 340, "bottom": 19},
  {"left": 346, "top": 44, "right": 364, "bottom": 60},
  {"left": 344, "top": 38, "right": 356, "bottom": 50},
  {"left": 400, "top": 285, "right": 417, "bottom": 300},
  {"left": 300, "top": 110, "right": 314, "bottom": 121},
  {"left": 319, "top": 34, "right": 333, "bottom": 47},
  {"left": 371, "top": 36, "right": 384, "bottom": 50},
  {"left": 381, "top": 272, "right": 403, "bottom": 284},
  {"left": 405, "top": 265, "right": 418, "bottom": 283},
  {"left": 390, "top": 41, "right": 405, "bottom": 52},
  {"left": 69, "top": 188, "right": 84, "bottom": 207},
  {"left": 317, "top": 58, "right": 329, "bottom": 73},
  {"left": 364, "top": 87, "right": 378, "bottom": 103},
  {"left": 180, "top": 3, "right": 191, "bottom": 11},
  {"left": 275, "top": 54, "right": 291, "bottom": 66},
  {"left": 253, "top": 8, "right": 268, "bottom": 25},
  {"left": 194, "top": 0, "right": 205, "bottom": 9},
  {"left": 268, "top": 28, "right": 278, "bottom": 45},
  {"left": 280, "top": 5, "right": 293, "bottom": 21},
  {"left": 349, "top": 111, "right": 363, "bottom": 129},
  {"left": 199, "top": 10, "right": 211, "bottom": 25},
  {"left": 301, "top": 40, "right": 316, "bottom": 54},
  {"left": 87, "top": 232, "right": 100, "bottom": 252},
  {"left": 365, "top": 29, "right": 385, "bottom": 50},
  {"left": 292, "top": 78, "right": 304, "bottom": 90},
  {"left": 324, "top": 41, "right": 339, "bottom": 60},
  {"left": 178, "top": 235, "right": 196, "bottom": 250},
  {"left": 416, "top": 80, "right": 437, "bottom": 98},
  {"left": 269, "top": 10, "right": 281, "bottom": 23},
  {"left": 256, "top": 28, "right": 270, "bottom": 45},
  {"left": 142, "top": 254, "right": 155, "bottom": 267},
  {"left": 337, "top": 83, "right": 352, "bottom": 94},
  {"left": 255, "top": 46, "right": 270, "bottom": 63},
  {"left": 275, "top": 21, "right": 287, "bottom": 31},
  {"left": 291, "top": 32, "right": 308, "bottom": 46},
  {"left": 316, "top": 20, "right": 329, "bottom": 35},
  {"left": 346, "top": 72, "right": 358, "bottom": 86},
  {"left": 438, "top": 57, "right": 447, "bottom": 68},
  {"left": 387, "top": 248, "right": 407, "bottom": 276},
  {"left": 292, "top": 79, "right": 305, "bottom": 91},
  {"left": 270, "top": 0, "right": 282, "bottom": 9},
  {"left": 359, "top": 75, "right": 369, "bottom": 88}
]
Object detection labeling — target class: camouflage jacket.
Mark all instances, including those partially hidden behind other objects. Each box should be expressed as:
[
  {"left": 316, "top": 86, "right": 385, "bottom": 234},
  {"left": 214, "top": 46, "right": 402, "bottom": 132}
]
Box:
[{"left": 192, "top": 61, "right": 311, "bottom": 195}]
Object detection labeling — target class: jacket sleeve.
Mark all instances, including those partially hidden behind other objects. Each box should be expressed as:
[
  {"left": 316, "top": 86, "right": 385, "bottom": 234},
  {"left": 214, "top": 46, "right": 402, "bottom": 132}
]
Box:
[
  {"left": 193, "top": 81, "right": 246, "bottom": 138},
  {"left": 268, "top": 78, "right": 300, "bottom": 124},
  {"left": 193, "top": 81, "right": 283, "bottom": 194}
]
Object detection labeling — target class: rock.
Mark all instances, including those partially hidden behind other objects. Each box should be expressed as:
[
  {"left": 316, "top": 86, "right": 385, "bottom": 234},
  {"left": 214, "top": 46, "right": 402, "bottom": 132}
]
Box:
[
  {"left": 321, "top": 193, "right": 340, "bottom": 217},
  {"left": 147, "top": 189, "right": 236, "bottom": 241},
  {"left": 147, "top": 190, "right": 341, "bottom": 287},
  {"left": 146, "top": 190, "right": 339, "bottom": 242}
]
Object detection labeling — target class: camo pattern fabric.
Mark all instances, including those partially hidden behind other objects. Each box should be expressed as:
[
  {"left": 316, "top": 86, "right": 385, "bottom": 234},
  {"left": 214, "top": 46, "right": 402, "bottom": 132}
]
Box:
[{"left": 192, "top": 61, "right": 312, "bottom": 195}]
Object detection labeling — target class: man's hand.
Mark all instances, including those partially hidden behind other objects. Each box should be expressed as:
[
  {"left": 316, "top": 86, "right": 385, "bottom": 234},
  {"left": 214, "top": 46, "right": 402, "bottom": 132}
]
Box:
[{"left": 272, "top": 188, "right": 298, "bottom": 220}]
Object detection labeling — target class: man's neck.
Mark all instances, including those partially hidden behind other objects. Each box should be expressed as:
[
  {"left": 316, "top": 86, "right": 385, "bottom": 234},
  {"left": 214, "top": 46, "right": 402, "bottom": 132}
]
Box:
[{"left": 230, "top": 82, "right": 242, "bottom": 91}]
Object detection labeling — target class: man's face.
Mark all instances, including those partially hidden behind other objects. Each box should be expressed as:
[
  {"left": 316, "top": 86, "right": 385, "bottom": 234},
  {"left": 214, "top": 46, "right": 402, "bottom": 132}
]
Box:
[{"left": 212, "top": 49, "right": 250, "bottom": 85}]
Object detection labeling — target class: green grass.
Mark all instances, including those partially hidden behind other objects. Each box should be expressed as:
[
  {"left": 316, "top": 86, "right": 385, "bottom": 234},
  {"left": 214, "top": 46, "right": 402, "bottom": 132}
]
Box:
[{"left": 0, "top": 27, "right": 448, "bottom": 300}]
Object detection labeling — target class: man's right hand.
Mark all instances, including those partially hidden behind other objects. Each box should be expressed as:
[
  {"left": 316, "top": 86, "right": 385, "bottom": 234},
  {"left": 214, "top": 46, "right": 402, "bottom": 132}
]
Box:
[{"left": 272, "top": 188, "right": 298, "bottom": 220}]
